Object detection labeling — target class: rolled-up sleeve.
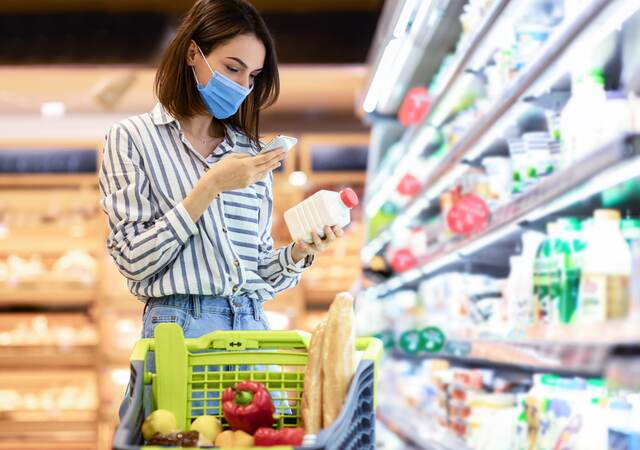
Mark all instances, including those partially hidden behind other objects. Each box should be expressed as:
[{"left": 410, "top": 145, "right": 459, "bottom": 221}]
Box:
[
  {"left": 256, "top": 173, "right": 312, "bottom": 293},
  {"left": 98, "top": 124, "right": 198, "bottom": 282}
]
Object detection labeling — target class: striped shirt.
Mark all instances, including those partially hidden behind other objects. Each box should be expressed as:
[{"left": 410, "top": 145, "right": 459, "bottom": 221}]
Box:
[{"left": 99, "top": 103, "right": 311, "bottom": 302}]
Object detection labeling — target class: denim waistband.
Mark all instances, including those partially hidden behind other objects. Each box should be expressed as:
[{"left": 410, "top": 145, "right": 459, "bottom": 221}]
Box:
[{"left": 143, "top": 294, "right": 263, "bottom": 321}]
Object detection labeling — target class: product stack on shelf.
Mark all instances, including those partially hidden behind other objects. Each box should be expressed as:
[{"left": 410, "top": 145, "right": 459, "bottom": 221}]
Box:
[
  {"left": 0, "top": 149, "right": 105, "bottom": 450},
  {"left": 360, "top": 0, "right": 640, "bottom": 448}
]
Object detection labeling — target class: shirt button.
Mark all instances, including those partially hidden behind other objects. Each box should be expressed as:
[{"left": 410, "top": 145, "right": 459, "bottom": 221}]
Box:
[
  {"left": 234, "top": 260, "right": 240, "bottom": 267},
  {"left": 204, "top": 166, "right": 209, "bottom": 172},
  {"left": 222, "top": 227, "right": 228, "bottom": 233},
  {"left": 232, "top": 285, "right": 239, "bottom": 292}
]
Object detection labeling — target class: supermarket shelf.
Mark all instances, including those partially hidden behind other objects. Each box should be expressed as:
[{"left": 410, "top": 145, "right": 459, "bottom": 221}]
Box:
[
  {"left": 417, "top": 0, "right": 512, "bottom": 124},
  {"left": 370, "top": 133, "right": 640, "bottom": 296},
  {"left": 0, "top": 284, "right": 96, "bottom": 307},
  {"left": 0, "top": 410, "right": 97, "bottom": 423},
  {"left": 0, "top": 234, "right": 103, "bottom": 255},
  {"left": 366, "top": 0, "right": 513, "bottom": 210},
  {"left": 0, "top": 418, "right": 97, "bottom": 450},
  {"left": 0, "top": 443, "right": 95, "bottom": 450},
  {"left": 377, "top": 405, "right": 469, "bottom": 450},
  {"left": 0, "top": 174, "right": 98, "bottom": 187},
  {"left": 363, "top": 0, "right": 620, "bottom": 252},
  {"left": 0, "top": 345, "right": 96, "bottom": 368},
  {"left": 392, "top": 319, "right": 640, "bottom": 377}
]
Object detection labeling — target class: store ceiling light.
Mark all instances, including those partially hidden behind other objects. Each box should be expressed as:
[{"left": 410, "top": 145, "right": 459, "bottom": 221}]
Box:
[
  {"left": 363, "top": 38, "right": 402, "bottom": 113},
  {"left": 288, "top": 171, "right": 308, "bottom": 187},
  {"left": 40, "top": 101, "right": 66, "bottom": 118},
  {"left": 111, "top": 368, "right": 130, "bottom": 386},
  {"left": 376, "top": 38, "right": 416, "bottom": 110},
  {"left": 393, "top": 0, "right": 420, "bottom": 38}
]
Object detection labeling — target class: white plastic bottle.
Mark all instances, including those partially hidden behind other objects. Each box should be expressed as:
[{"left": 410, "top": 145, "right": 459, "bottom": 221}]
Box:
[
  {"left": 560, "top": 69, "right": 608, "bottom": 166},
  {"left": 577, "top": 210, "right": 632, "bottom": 323},
  {"left": 284, "top": 188, "right": 359, "bottom": 243}
]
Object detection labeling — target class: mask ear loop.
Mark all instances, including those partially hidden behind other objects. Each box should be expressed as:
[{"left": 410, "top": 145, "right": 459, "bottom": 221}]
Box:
[
  {"left": 196, "top": 45, "right": 215, "bottom": 74},
  {"left": 191, "top": 42, "right": 214, "bottom": 86},
  {"left": 191, "top": 66, "right": 201, "bottom": 86}
]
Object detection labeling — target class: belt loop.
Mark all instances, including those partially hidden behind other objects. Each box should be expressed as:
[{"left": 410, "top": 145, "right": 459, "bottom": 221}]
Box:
[
  {"left": 191, "top": 295, "right": 201, "bottom": 320},
  {"left": 252, "top": 298, "right": 260, "bottom": 321},
  {"left": 142, "top": 298, "right": 151, "bottom": 318},
  {"left": 227, "top": 296, "right": 236, "bottom": 313}
]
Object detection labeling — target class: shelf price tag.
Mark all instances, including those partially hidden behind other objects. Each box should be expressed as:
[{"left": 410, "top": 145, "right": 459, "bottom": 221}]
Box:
[
  {"left": 446, "top": 194, "right": 490, "bottom": 235},
  {"left": 420, "top": 326, "right": 446, "bottom": 353}
]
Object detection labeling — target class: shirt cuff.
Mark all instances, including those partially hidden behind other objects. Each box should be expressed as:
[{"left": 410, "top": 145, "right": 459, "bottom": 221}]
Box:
[
  {"left": 164, "top": 202, "right": 199, "bottom": 244},
  {"left": 280, "top": 243, "right": 313, "bottom": 276}
]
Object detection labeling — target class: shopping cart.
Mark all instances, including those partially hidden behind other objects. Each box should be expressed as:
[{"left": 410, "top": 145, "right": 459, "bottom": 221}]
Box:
[{"left": 113, "top": 323, "right": 383, "bottom": 450}]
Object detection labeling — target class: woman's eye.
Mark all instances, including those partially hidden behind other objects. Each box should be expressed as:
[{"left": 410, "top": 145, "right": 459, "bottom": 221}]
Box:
[{"left": 226, "top": 66, "right": 239, "bottom": 73}]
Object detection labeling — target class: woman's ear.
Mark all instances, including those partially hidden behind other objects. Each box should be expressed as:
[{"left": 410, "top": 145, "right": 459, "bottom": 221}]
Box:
[{"left": 186, "top": 40, "right": 198, "bottom": 66}]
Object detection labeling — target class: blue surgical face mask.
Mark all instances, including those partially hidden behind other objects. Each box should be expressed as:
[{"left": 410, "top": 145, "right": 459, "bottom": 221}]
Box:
[{"left": 192, "top": 45, "right": 253, "bottom": 119}]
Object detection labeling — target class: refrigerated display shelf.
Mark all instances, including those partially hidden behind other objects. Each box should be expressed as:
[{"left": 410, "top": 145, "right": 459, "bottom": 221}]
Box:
[
  {"left": 378, "top": 405, "right": 470, "bottom": 450},
  {"left": 364, "top": 0, "right": 621, "bottom": 251},
  {"left": 371, "top": 133, "right": 640, "bottom": 295},
  {"left": 366, "top": 0, "right": 513, "bottom": 208},
  {"left": 391, "top": 317, "right": 640, "bottom": 377}
]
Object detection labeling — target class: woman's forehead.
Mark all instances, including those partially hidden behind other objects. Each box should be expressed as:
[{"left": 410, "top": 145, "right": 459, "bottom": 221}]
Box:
[{"left": 212, "top": 34, "right": 265, "bottom": 71}]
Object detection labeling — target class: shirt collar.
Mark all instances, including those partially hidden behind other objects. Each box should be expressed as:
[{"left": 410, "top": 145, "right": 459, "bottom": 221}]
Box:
[
  {"left": 151, "top": 103, "right": 240, "bottom": 157},
  {"left": 150, "top": 102, "right": 176, "bottom": 126}
]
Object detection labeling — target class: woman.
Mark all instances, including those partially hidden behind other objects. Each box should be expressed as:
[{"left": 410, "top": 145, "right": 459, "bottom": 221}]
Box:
[{"left": 99, "top": 0, "right": 343, "bottom": 339}]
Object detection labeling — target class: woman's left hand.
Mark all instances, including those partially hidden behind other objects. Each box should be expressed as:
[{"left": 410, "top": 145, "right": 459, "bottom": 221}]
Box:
[{"left": 291, "top": 225, "right": 344, "bottom": 262}]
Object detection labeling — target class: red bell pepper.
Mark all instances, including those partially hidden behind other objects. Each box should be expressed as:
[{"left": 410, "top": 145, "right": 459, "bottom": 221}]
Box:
[
  {"left": 254, "top": 427, "right": 305, "bottom": 446},
  {"left": 222, "top": 381, "right": 275, "bottom": 434}
]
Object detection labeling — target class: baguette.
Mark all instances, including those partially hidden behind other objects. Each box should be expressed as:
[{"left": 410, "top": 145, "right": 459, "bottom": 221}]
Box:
[
  {"left": 322, "top": 292, "right": 355, "bottom": 429},
  {"left": 302, "top": 320, "right": 326, "bottom": 434}
]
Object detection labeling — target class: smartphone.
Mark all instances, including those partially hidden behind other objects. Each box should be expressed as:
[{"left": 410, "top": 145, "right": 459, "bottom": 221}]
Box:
[{"left": 263, "top": 135, "right": 298, "bottom": 153}]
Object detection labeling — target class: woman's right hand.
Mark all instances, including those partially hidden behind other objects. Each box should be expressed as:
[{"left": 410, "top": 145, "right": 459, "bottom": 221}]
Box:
[{"left": 205, "top": 149, "right": 285, "bottom": 192}]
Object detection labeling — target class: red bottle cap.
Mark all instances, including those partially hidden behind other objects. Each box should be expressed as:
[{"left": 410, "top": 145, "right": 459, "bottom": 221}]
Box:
[{"left": 339, "top": 188, "right": 359, "bottom": 209}]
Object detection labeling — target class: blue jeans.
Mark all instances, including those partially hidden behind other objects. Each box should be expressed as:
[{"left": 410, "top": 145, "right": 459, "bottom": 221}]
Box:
[{"left": 142, "top": 294, "right": 270, "bottom": 338}]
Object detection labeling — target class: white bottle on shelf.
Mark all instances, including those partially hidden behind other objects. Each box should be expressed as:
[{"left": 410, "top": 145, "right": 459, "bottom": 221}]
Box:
[
  {"left": 284, "top": 188, "right": 359, "bottom": 243},
  {"left": 577, "top": 209, "right": 632, "bottom": 323},
  {"left": 560, "top": 69, "right": 608, "bottom": 166}
]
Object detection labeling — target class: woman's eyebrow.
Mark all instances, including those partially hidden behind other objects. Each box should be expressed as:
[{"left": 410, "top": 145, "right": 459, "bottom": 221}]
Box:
[{"left": 226, "top": 56, "right": 262, "bottom": 72}]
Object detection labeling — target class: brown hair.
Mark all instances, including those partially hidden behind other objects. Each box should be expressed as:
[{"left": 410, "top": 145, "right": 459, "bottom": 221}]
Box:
[{"left": 155, "top": 0, "right": 279, "bottom": 146}]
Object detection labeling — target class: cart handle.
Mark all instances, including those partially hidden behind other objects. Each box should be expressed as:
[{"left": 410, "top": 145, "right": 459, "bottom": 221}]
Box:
[{"left": 129, "top": 331, "right": 383, "bottom": 365}]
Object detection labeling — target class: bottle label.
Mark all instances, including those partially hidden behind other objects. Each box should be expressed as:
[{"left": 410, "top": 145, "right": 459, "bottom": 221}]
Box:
[
  {"left": 533, "top": 255, "right": 563, "bottom": 323},
  {"left": 579, "top": 274, "right": 630, "bottom": 322}
]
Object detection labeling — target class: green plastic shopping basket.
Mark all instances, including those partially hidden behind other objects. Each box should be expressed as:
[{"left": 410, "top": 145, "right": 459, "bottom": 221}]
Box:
[{"left": 113, "top": 323, "right": 383, "bottom": 450}]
